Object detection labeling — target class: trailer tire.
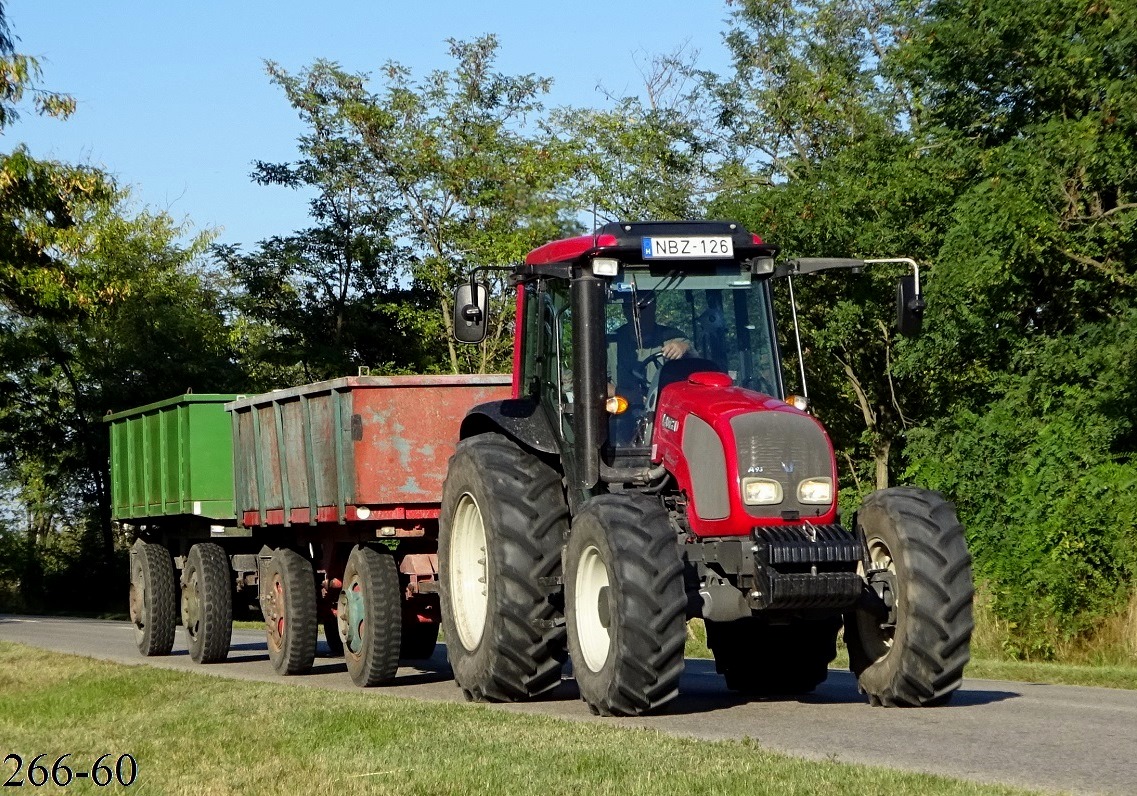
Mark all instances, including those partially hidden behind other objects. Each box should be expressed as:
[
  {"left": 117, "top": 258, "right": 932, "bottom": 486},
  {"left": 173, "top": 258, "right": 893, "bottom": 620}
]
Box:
[
  {"left": 439, "top": 433, "right": 568, "bottom": 702},
  {"left": 181, "top": 543, "right": 233, "bottom": 664},
  {"left": 129, "top": 540, "right": 177, "bottom": 657},
  {"left": 844, "top": 487, "right": 973, "bottom": 707},
  {"left": 565, "top": 494, "right": 686, "bottom": 716},
  {"left": 262, "top": 548, "right": 318, "bottom": 676},
  {"left": 400, "top": 622, "right": 439, "bottom": 661},
  {"left": 340, "top": 546, "right": 401, "bottom": 686},
  {"left": 705, "top": 617, "right": 839, "bottom": 696}
]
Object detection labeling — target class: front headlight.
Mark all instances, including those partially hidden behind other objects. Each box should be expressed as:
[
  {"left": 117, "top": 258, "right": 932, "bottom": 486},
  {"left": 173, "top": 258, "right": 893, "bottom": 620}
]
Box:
[
  {"left": 742, "top": 478, "right": 783, "bottom": 505},
  {"left": 797, "top": 477, "right": 833, "bottom": 504}
]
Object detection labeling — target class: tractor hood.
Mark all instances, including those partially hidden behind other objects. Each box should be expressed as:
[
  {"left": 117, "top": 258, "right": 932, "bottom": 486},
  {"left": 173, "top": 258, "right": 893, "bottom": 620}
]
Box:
[{"left": 651, "top": 375, "right": 839, "bottom": 536}]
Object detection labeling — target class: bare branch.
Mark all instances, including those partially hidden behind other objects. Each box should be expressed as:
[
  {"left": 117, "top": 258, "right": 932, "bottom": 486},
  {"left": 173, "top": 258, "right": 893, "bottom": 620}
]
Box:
[
  {"left": 877, "top": 319, "right": 909, "bottom": 429},
  {"left": 835, "top": 349, "right": 877, "bottom": 430},
  {"left": 1060, "top": 248, "right": 1137, "bottom": 288}
]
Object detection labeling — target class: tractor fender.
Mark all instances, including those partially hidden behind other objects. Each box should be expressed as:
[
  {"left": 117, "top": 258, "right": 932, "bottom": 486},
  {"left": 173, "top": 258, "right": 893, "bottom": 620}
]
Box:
[{"left": 459, "top": 398, "right": 559, "bottom": 456}]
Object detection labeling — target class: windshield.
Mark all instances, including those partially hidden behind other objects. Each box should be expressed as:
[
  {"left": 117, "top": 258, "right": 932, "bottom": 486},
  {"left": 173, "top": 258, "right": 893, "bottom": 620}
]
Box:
[{"left": 605, "top": 270, "right": 782, "bottom": 447}]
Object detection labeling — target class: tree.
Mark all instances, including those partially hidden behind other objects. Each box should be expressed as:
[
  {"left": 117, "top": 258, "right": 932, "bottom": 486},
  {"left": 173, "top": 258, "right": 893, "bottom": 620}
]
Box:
[
  {"left": 340, "top": 35, "right": 579, "bottom": 373},
  {"left": 218, "top": 60, "right": 438, "bottom": 386},
  {"left": 895, "top": 0, "right": 1137, "bottom": 650},
  {"left": 0, "top": 202, "right": 240, "bottom": 606},
  {"left": 246, "top": 37, "right": 578, "bottom": 376},
  {"left": 0, "top": 4, "right": 239, "bottom": 608},
  {"left": 552, "top": 46, "right": 713, "bottom": 222}
]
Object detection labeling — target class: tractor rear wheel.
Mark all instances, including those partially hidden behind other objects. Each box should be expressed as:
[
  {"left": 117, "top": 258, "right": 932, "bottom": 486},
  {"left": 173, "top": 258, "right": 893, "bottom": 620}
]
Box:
[
  {"left": 129, "top": 540, "right": 176, "bottom": 657},
  {"left": 262, "top": 548, "right": 317, "bottom": 675},
  {"left": 181, "top": 542, "right": 233, "bottom": 664},
  {"left": 844, "top": 487, "right": 973, "bottom": 707},
  {"left": 339, "top": 545, "right": 401, "bottom": 687},
  {"left": 706, "top": 617, "right": 839, "bottom": 696},
  {"left": 565, "top": 494, "right": 686, "bottom": 716},
  {"left": 439, "top": 433, "right": 568, "bottom": 702}
]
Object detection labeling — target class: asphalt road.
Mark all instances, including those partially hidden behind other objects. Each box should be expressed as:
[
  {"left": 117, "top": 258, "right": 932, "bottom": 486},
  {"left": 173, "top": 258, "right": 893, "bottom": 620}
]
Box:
[{"left": 2, "top": 615, "right": 1135, "bottom": 795}]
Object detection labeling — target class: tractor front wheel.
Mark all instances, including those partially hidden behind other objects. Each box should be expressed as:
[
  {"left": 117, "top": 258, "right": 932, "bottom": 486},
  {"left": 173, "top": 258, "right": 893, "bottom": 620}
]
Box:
[
  {"left": 565, "top": 494, "right": 686, "bottom": 716},
  {"left": 844, "top": 487, "right": 973, "bottom": 706}
]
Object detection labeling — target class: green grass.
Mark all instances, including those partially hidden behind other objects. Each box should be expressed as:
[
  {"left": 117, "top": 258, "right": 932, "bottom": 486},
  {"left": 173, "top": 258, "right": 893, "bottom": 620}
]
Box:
[{"left": 0, "top": 641, "right": 1033, "bottom": 796}]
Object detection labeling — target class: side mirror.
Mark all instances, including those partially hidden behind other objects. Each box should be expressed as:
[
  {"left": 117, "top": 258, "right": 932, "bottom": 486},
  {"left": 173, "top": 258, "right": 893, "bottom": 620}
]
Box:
[
  {"left": 896, "top": 274, "right": 925, "bottom": 337},
  {"left": 453, "top": 282, "right": 490, "bottom": 344}
]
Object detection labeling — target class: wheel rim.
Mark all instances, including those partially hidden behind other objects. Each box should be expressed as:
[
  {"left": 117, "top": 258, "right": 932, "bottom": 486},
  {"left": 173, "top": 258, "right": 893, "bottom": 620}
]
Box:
[
  {"left": 341, "top": 570, "right": 366, "bottom": 657},
  {"left": 574, "top": 544, "right": 612, "bottom": 673},
  {"left": 859, "top": 535, "right": 897, "bottom": 658},
  {"left": 450, "top": 492, "right": 489, "bottom": 651},
  {"left": 182, "top": 568, "right": 202, "bottom": 641},
  {"left": 129, "top": 564, "right": 145, "bottom": 634},
  {"left": 265, "top": 574, "right": 286, "bottom": 653}
]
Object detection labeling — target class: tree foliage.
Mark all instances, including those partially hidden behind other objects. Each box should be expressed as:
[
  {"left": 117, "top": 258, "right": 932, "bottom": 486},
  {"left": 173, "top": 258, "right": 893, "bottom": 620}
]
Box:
[
  {"left": 216, "top": 59, "right": 436, "bottom": 387},
  {"left": 710, "top": 0, "right": 1137, "bottom": 650},
  {"left": 0, "top": 4, "right": 239, "bottom": 609}
]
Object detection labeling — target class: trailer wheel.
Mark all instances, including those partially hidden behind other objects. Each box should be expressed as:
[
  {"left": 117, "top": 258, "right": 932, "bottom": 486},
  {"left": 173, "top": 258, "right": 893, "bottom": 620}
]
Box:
[
  {"left": 705, "top": 617, "right": 839, "bottom": 695},
  {"left": 262, "top": 548, "right": 318, "bottom": 675},
  {"left": 565, "top": 494, "right": 686, "bottom": 716},
  {"left": 439, "top": 433, "right": 568, "bottom": 702},
  {"left": 129, "top": 540, "right": 177, "bottom": 657},
  {"left": 339, "top": 546, "right": 401, "bottom": 686},
  {"left": 844, "top": 487, "right": 973, "bottom": 707},
  {"left": 400, "top": 622, "right": 439, "bottom": 661},
  {"left": 181, "top": 543, "right": 233, "bottom": 664}
]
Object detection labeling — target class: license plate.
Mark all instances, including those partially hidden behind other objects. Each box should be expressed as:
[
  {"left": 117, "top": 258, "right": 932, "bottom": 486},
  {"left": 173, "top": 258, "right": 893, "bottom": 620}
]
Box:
[{"left": 641, "top": 235, "right": 734, "bottom": 259}]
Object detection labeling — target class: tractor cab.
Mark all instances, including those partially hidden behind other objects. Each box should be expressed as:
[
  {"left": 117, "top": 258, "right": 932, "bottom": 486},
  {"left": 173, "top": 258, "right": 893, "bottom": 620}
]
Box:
[{"left": 502, "top": 221, "right": 785, "bottom": 497}]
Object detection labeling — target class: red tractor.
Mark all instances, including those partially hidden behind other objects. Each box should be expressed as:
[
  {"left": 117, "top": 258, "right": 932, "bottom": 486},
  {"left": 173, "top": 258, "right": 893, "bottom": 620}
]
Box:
[{"left": 441, "top": 220, "right": 973, "bottom": 716}]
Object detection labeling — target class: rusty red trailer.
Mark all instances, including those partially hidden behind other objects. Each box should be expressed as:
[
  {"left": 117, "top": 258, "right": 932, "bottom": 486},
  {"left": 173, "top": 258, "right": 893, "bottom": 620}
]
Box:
[{"left": 227, "top": 374, "right": 511, "bottom": 529}]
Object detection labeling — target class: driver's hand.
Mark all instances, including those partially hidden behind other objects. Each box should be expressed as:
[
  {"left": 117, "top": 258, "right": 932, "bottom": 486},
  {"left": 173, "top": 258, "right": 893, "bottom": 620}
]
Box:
[{"left": 661, "top": 339, "right": 689, "bottom": 360}]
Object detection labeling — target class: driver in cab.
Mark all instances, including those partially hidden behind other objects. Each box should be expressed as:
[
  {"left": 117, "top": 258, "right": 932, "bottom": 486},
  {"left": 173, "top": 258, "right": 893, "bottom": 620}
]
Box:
[{"left": 610, "top": 293, "right": 694, "bottom": 408}]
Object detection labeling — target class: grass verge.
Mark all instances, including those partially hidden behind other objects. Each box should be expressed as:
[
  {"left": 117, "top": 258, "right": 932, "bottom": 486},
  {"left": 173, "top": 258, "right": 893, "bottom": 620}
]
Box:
[{"left": 0, "top": 641, "right": 1032, "bottom": 796}]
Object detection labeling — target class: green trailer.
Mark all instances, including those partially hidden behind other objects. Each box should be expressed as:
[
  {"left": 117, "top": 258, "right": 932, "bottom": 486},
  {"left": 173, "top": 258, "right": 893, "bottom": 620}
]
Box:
[{"left": 107, "top": 393, "right": 240, "bottom": 523}]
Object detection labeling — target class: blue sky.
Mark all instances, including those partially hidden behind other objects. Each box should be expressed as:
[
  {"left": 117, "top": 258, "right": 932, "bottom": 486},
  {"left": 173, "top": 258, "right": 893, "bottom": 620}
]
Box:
[{"left": 7, "top": 1, "right": 734, "bottom": 249}]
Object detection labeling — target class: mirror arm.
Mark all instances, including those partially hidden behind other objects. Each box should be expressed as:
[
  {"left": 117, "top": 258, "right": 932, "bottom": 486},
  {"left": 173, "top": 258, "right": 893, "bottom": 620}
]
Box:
[{"left": 864, "top": 258, "right": 921, "bottom": 300}]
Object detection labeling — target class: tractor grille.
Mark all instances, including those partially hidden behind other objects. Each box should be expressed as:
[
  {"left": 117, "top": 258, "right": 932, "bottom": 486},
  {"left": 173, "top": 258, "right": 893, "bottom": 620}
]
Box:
[{"left": 731, "top": 411, "right": 833, "bottom": 520}]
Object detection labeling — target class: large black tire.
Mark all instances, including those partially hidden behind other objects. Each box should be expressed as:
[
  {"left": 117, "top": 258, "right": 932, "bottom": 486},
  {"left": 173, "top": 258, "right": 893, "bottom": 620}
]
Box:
[
  {"left": 181, "top": 543, "right": 233, "bottom": 664},
  {"left": 844, "top": 487, "right": 973, "bottom": 707},
  {"left": 261, "top": 548, "right": 318, "bottom": 676},
  {"left": 705, "top": 617, "right": 839, "bottom": 696},
  {"left": 400, "top": 622, "right": 440, "bottom": 661},
  {"left": 439, "top": 433, "right": 569, "bottom": 702},
  {"left": 565, "top": 494, "right": 687, "bottom": 716},
  {"left": 129, "top": 540, "right": 177, "bottom": 657},
  {"left": 339, "top": 545, "right": 401, "bottom": 687}
]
